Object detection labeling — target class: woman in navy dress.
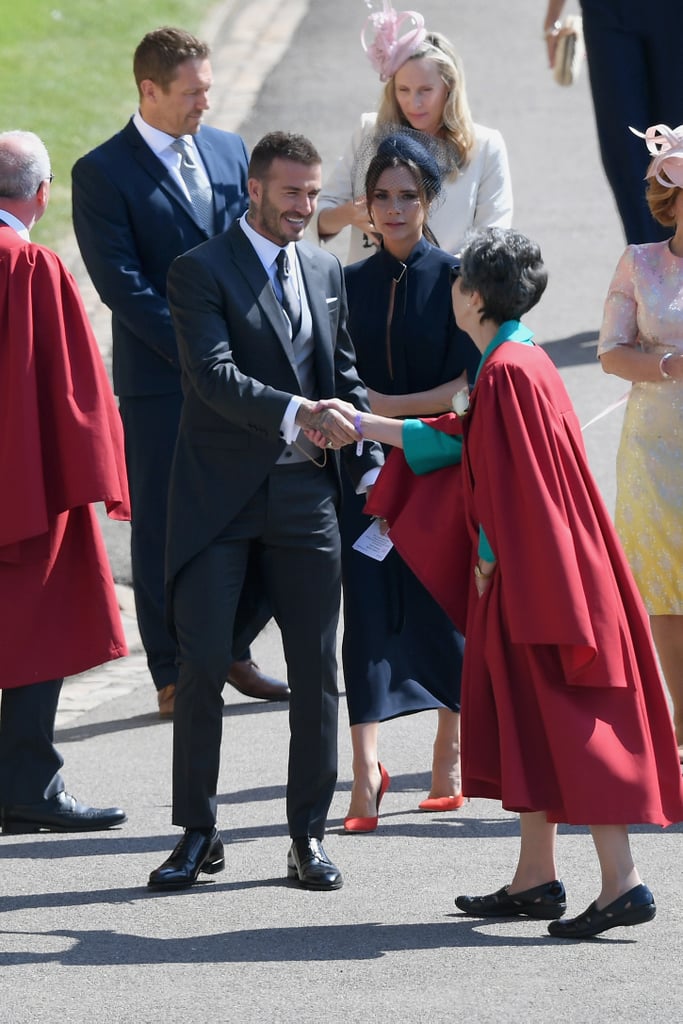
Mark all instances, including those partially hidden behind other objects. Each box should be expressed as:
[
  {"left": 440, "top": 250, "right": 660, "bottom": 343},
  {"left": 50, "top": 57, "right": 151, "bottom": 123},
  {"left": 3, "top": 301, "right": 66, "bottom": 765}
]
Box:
[{"left": 340, "top": 133, "right": 480, "bottom": 831}]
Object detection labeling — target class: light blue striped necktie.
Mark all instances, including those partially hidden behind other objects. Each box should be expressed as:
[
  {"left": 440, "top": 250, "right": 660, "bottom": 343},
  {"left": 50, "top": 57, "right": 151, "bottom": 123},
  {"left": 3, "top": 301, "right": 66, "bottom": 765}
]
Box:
[{"left": 171, "top": 138, "right": 214, "bottom": 233}]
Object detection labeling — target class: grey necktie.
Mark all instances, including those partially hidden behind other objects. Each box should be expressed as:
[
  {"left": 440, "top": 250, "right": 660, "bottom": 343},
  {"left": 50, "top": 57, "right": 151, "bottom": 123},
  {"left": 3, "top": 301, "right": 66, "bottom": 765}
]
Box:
[
  {"left": 276, "top": 249, "right": 301, "bottom": 335},
  {"left": 171, "top": 138, "right": 214, "bottom": 234}
]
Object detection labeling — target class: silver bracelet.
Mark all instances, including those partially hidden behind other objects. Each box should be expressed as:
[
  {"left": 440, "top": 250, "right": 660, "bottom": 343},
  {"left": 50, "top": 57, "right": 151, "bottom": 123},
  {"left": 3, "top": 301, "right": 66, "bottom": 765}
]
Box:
[{"left": 659, "top": 352, "right": 675, "bottom": 379}]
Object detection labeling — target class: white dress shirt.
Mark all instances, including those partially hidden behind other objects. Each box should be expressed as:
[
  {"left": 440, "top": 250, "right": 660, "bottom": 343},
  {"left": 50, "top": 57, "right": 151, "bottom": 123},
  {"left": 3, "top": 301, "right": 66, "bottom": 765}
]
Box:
[{"left": 132, "top": 110, "right": 211, "bottom": 202}]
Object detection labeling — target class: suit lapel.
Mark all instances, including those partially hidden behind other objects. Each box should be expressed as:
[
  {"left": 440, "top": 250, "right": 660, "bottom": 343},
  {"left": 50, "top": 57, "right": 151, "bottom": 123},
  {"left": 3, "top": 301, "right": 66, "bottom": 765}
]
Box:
[
  {"left": 298, "top": 245, "right": 335, "bottom": 395},
  {"left": 195, "top": 132, "right": 226, "bottom": 232},
  {"left": 227, "top": 225, "right": 300, "bottom": 377},
  {"left": 122, "top": 119, "right": 210, "bottom": 237}
]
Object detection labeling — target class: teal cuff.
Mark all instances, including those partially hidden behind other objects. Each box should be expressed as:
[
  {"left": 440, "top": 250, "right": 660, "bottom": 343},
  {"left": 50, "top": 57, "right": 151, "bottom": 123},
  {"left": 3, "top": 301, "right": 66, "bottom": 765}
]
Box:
[
  {"left": 478, "top": 526, "right": 495, "bottom": 562},
  {"left": 403, "top": 419, "right": 463, "bottom": 475}
]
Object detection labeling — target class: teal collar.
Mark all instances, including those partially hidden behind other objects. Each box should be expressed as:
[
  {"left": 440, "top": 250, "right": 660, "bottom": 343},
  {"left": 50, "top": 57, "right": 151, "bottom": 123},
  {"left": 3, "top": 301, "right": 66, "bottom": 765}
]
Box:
[{"left": 474, "top": 320, "right": 534, "bottom": 385}]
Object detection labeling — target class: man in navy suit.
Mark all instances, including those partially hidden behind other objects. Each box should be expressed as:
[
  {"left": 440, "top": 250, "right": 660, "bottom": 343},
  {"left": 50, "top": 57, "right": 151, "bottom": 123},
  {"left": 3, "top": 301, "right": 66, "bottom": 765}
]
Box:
[
  {"left": 147, "top": 132, "right": 384, "bottom": 892},
  {"left": 72, "top": 27, "right": 287, "bottom": 717}
]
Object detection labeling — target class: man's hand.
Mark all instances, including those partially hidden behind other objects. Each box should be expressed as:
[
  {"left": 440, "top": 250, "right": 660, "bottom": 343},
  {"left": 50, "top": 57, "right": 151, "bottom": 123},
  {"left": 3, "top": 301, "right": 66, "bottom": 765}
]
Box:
[{"left": 295, "top": 400, "right": 360, "bottom": 449}]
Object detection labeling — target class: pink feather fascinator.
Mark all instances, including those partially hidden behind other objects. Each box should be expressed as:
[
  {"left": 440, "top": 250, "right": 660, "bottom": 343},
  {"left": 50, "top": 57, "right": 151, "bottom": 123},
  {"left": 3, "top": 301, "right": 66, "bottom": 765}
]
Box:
[
  {"left": 630, "top": 123, "right": 683, "bottom": 188},
  {"left": 361, "top": 1, "right": 427, "bottom": 82}
]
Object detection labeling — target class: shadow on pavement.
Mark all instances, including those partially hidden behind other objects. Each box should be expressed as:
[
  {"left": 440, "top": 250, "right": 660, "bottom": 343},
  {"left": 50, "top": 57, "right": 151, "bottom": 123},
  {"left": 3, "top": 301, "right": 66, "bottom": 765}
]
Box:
[
  {"left": 540, "top": 331, "right": 599, "bottom": 368},
  {"left": 55, "top": 699, "right": 289, "bottom": 742},
  {"left": 1, "top": 914, "right": 629, "bottom": 967}
]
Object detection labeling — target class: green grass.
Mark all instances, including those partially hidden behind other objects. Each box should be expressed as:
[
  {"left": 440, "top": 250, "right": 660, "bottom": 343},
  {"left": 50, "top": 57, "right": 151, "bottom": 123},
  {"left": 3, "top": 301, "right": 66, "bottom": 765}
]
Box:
[{"left": 0, "top": 0, "right": 208, "bottom": 249}]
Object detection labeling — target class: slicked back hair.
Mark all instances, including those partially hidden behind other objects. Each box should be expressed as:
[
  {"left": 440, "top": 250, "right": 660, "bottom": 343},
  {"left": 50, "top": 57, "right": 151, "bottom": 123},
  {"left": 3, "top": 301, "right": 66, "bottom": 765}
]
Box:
[{"left": 248, "top": 132, "right": 321, "bottom": 182}]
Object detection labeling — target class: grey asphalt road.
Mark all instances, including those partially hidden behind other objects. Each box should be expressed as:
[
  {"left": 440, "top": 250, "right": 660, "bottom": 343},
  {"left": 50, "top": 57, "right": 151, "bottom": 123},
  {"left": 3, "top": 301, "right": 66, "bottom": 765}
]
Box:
[{"left": 3, "top": 2, "right": 681, "bottom": 1022}]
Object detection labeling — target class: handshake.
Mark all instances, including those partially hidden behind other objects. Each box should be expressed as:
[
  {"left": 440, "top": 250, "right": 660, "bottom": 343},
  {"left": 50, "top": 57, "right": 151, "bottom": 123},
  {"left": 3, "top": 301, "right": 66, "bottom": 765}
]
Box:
[{"left": 295, "top": 398, "right": 364, "bottom": 451}]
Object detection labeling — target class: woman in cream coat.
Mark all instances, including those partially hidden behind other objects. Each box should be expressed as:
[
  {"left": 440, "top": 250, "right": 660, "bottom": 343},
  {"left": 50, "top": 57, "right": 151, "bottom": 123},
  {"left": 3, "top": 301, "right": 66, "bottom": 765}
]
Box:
[{"left": 312, "top": 27, "right": 512, "bottom": 263}]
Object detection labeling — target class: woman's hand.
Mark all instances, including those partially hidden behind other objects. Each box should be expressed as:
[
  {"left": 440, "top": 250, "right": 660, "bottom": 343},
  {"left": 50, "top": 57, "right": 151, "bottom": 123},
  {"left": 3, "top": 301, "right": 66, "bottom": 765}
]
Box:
[
  {"left": 474, "top": 559, "right": 496, "bottom": 598},
  {"left": 296, "top": 400, "right": 359, "bottom": 448},
  {"left": 543, "top": 0, "right": 566, "bottom": 67},
  {"left": 317, "top": 199, "right": 380, "bottom": 244}
]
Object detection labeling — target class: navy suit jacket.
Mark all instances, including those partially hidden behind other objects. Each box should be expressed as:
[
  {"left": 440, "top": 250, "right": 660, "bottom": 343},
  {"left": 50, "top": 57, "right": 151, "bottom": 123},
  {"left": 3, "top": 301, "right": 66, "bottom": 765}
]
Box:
[
  {"left": 72, "top": 118, "right": 249, "bottom": 397},
  {"left": 165, "top": 221, "right": 384, "bottom": 589}
]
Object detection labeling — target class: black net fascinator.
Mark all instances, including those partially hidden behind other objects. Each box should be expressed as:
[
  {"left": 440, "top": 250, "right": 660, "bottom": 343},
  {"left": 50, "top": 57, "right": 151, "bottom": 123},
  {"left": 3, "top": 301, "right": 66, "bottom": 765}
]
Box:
[{"left": 352, "top": 123, "right": 460, "bottom": 209}]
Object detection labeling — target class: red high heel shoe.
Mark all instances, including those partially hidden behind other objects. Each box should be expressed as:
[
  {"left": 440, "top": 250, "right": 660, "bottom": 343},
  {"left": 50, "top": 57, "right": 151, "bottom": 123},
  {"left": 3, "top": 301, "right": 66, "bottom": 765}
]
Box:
[
  {"left": 344, "top": 763, "right": 391, "bottom": 833},
  {"left": 418, "top": 794, "right": 465, "bottom": 812}
]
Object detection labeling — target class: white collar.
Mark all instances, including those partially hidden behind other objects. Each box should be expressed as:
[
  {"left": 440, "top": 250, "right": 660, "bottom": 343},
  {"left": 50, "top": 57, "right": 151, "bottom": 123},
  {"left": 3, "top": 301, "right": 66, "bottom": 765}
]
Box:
[
  {"left": 0, "top": 208, "right": 30, "bottom": 239},
  {"left": 239, "top": 213, "right": 298, "bottom": 274},
  {"left": 132, "top": 110, "right": 201, "bottom": 157}
]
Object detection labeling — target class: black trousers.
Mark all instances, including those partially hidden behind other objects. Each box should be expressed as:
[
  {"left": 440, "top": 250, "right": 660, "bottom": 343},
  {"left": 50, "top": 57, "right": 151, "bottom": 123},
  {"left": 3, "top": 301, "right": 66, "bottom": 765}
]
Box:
[
  {"left": 120, "top": 392, "right": 184, "bottom": 690},
  {"left": 581, "top": 0, "right": 683, "bottom": 244},
  {"left": 171, "top": 462, "right": 341, "bottom": 838},
  {"left": 120, "top": 393, "right": 266, "bottom": 690},
  {"left": 0, "top": 679, "right": 64, "bottom": 805}
]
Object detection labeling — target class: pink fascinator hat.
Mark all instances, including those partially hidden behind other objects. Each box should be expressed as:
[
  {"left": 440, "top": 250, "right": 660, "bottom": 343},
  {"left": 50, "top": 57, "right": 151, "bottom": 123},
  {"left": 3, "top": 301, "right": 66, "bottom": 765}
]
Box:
[
  {"left": 361, "top": 0, "right": 427, "bottom": 82},
  {"left": 630, "top": 123, "right": 683, "bottom": 188}
]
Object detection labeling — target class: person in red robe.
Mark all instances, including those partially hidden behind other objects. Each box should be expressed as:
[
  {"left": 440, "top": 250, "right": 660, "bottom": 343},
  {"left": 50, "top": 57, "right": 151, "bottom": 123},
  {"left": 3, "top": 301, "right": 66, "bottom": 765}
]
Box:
[
  {"left": 0, "top": 130, "right": 130, "bottom": 833},
  {"left": 311, "top": 226, "right": 683, "bottom": 939}
]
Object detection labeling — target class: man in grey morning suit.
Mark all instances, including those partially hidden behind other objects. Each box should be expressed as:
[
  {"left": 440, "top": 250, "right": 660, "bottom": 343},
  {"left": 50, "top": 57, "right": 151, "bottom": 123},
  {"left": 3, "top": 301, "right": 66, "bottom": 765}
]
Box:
[
  {"left": 71, "top": 27, "right": 287, "bottom": 719},
  {"left": 148, "top": 132, "right": 384, "bottom": 892}
]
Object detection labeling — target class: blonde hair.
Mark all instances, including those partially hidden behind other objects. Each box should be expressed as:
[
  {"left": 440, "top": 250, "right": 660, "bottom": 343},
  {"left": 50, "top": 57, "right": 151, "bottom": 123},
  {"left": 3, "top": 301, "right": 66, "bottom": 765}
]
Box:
[
  {"left": 646, "top": 175, "right": 679, "bottom": 227},
  {"left": 376, "top": 32, "right": 475, "bottom": 170}
]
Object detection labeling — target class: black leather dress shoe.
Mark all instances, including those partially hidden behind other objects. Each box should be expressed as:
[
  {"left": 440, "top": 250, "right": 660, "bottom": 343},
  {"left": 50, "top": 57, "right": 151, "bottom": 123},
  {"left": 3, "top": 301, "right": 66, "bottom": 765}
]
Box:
[
  {"left": 1, "top": 791, "right": 126, "bottom": 834},
  {"left": 227, "top": 659, "right": 290, "bottom": 701},
  {"left": 287, "top": 837, "right": 343, "bottom": 890},
  {"left": 455, "top": 880, "right": 567, "bottom": 920},
  {"left": 547, "top": 884, "right": 656, "bottom": 939},
  {"left": 148, "top": 828, "right": 225, "bottom": 890}
]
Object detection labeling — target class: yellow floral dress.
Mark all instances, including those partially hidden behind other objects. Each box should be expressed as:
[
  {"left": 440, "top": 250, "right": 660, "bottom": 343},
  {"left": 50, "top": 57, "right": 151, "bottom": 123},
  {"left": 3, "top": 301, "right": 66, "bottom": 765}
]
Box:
[{"left": 598, "top": 241, "right": 683, "bottom": 613}]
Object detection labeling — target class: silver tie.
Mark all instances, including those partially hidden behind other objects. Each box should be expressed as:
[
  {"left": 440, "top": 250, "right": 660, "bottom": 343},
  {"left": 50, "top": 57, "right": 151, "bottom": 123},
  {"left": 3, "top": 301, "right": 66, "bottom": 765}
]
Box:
[
  {"left": 171, "top": 138, "right": 214, "bottom": 234},
  {"left": 276, "top": 249, "right": 301, "bottom": 335}
]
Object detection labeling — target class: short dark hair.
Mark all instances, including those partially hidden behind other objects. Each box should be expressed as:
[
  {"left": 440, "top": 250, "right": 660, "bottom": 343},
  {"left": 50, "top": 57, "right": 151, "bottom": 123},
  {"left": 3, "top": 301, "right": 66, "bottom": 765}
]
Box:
[
  {"left": 248, "top": 132, "right": 321, "bottom": 181},
  {"left": 459, "top": 227, "right": 548, "bottom": 325},
  {"left": 365, "top": 134, "right": 442, "bottom": 246},
  {"left": 133, "top": 27, "right": 210, "bottom": 93}
]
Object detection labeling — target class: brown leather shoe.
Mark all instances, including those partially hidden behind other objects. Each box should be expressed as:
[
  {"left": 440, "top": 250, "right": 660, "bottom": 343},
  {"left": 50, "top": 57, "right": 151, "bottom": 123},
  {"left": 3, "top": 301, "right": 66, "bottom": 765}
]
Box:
[
  {"left": 226, "top": 659, "right": 290, "bottom": 701},
  {"left": 157, "top": 683, "right": 175, "bottom": 719}
]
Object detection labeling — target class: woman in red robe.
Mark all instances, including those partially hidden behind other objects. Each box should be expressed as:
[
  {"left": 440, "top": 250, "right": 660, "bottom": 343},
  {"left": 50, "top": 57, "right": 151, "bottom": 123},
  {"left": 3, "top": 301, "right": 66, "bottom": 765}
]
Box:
[{"left": 315, "top": 226, "right": 683, "bottom": 939}]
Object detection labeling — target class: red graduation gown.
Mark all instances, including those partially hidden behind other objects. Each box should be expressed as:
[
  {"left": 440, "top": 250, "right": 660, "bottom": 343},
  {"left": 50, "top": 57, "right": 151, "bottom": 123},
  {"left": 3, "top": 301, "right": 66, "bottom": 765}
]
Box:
[
  {"left": 0, "top": 227, "right": 130, "bottom": 688},
  {"left": 369, "top": 339, "right": 683, "bottom": 826}
]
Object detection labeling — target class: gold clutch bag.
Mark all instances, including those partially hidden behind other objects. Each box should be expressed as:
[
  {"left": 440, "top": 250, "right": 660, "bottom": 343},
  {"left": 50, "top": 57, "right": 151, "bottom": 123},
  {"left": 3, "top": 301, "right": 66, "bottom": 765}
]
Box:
[{"left": 553, "top": 15, "right": 585, "bottom": 87}]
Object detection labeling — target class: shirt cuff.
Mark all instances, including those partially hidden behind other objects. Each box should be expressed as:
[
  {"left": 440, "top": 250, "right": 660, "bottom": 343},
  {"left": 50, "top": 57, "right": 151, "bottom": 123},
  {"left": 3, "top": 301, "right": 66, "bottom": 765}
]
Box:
[
  {"left": 357, "top": 467, "right": 381, "bottom": 495},
  {"left": 281, "top": 397, "right": 303, "bottom": 444}
]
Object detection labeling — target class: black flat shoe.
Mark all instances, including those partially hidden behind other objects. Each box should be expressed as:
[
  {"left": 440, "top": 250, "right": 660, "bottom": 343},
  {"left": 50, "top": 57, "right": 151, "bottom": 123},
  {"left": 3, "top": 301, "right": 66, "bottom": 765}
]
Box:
[
  {"left": 287, "top": 837, "right": 343, "bottom": 890},
  {"left": 455, "top": 880, "right": 567, "bottom": 920},
  {"left": 547, "top": 884, "right": 656, "bottom": 939},
  {"left": 1, "top": 792, "right": 126, "bottom": 834},
  {"left": 148, "top": 828, "right": 225, "bottom": 890}
]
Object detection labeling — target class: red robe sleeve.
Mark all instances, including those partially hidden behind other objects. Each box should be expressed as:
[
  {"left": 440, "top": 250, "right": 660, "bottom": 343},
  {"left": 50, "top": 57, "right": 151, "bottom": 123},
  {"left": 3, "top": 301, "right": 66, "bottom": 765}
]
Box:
[
  {"left": 364, "top": 412, "right": 471, "bottom": 633},
  {"left": 0, "top": 237, "right": 129, "bottom": 560},
  {"left": 466, "top": 345, "right": 636, "bottom": 687}
]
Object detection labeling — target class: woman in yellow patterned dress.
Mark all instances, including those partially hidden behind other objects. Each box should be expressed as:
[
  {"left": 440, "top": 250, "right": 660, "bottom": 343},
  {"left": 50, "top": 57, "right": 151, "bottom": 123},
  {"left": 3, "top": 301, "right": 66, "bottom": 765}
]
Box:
[{"left": 598, "top": 123, "right": 683, "bottom": 756}]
